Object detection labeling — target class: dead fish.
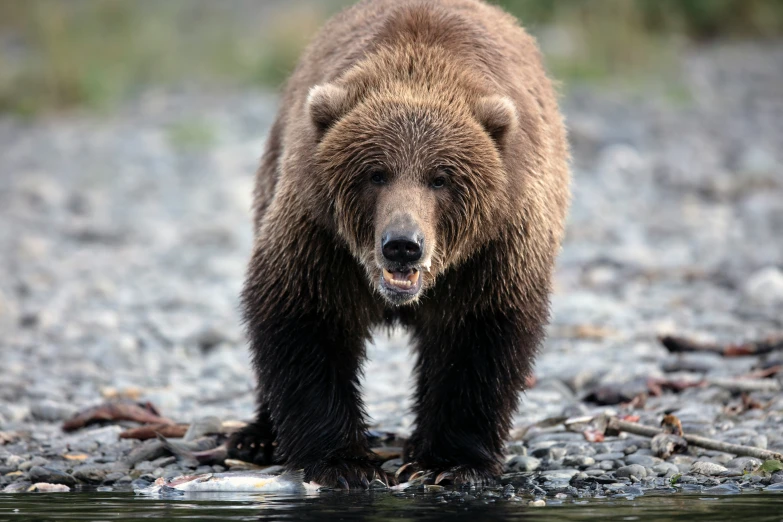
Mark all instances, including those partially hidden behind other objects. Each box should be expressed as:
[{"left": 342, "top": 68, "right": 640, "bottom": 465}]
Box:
[
  {"left": 135, "top": 469, "right": 320, "bottom": 495},
  {"left": 156, "top": 434, "right": 225, "bottom": 466},
  {"left": 27, "top": 483, "right": 71, "bottom": 493}
]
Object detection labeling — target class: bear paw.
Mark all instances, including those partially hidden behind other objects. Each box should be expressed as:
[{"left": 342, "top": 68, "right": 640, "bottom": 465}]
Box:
[
  {"left": 305, "top": 458, "right": 395, "bottom": 489},
  {"left": 227, "top": 421, "right": 278, "bottom": 465},
  {"left": 395, "top": 462, "right": 497, "bottom": 487}
]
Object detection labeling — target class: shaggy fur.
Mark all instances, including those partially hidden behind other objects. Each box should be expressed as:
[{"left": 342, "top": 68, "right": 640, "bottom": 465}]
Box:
[{"left": 229, "top": 0, "right": 570, "bottom": 488}]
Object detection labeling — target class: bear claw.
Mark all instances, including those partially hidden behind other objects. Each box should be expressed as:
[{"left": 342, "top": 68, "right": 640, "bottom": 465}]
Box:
[
  {"left": 397, "top": 462, "right": 497, "bottom": 487},
  {"left": 305, "top": 457, "right": 394, "bottom": 490}
]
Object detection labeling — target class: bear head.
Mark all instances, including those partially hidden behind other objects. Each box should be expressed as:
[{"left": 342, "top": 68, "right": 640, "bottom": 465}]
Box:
[{"left": 307, "top": 81, "right": 516, "bottom": 305}]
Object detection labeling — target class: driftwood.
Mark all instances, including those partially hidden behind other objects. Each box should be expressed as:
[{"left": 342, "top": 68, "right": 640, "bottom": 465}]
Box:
[
  {"left": 606, "top": 416, "right": 783, "bottom": 462},
  {"left": 120, "top": 423, "right": 189, "bottom": 440},
  {"left": 63, "top": 401, "right": 172, "bottom": 432},
  {"left": 660, "top": 334, "right": 783, "bottom": 357}
]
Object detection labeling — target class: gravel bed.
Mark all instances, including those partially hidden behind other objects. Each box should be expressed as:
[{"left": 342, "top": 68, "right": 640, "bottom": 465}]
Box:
[{"left": 1, "top": 42, "right": 782, "bottom": 499}]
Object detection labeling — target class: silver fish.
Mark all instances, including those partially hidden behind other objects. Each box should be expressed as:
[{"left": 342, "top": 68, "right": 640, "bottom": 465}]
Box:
[{"left": 135, "top": 469, "right": 320, "bottom": 495}]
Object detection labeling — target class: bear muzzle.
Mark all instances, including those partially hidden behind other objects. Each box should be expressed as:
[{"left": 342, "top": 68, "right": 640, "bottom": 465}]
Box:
[{"left": 378, "top": 228, "right": 426, "bottom": 302}]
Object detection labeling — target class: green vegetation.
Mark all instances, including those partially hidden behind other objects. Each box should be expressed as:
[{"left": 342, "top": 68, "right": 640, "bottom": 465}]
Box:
[
  {"left": 492, "top": 0, "right": 783, "bottom": 86},
  {"left": 166, "top": 118, "right": 217, "bottom": 151},
  {"left": 0, "top": 0, "right": 781, "bottom": 115},
  {"left": 0, "top": 0, "right": 348, "bottom": 115}
]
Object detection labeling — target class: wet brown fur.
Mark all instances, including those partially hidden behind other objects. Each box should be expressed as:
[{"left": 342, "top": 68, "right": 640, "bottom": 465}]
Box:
[{"left": 231, "top": 0, "right": 570, "bottom": 487}]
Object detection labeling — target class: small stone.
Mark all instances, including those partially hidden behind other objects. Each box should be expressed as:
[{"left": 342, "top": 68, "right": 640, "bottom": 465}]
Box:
[
  {"left": 67, "top": 425, "right": 122, "bottom": 452},
  {"left": 690, "top": 461, "right": 728, "bottom": 476},
  {"left": 616, "top": 465, "right": 647, "bottom": 480},
  {"left": 625, "top": 454, "right": 661, "bottom": 467},
  {"left": 540, "top": 469, "right": 579, "bottom": 481},
  {"left": 652, "top": 463, "right": 679, "bottom": 477},
  {"left": 18, "top": 457, "right": 49, "bottom": 472},
  {"left": 743, "top": 267, "right": 783, "bottom": 305},
  {"left": 30, "top": 401, "right": 76, "bottom": 423},
  {"left": 73, "top": 465, "right": 109, "bottom": 484},
  {"left": 703, "top": 483, "right": 741, "bottom": 495},
  {"left": 505, "top": 442, "right": 527, "bottom": 456},
  {"left": 102, "top": 472, "right": 126, "bottom": 485},
  {"left": 766, "top": 483, "right": 783, "bottom": 491},
  {"left": 623, "top": 445, "right": 638, "bottom": 455},
  {"left": 528, "top": 499, "right": 546, "bottom": 507},
  {"left": 726, "top": 456, "right": 763, "bottom": 472},
  {"left": 563, "top": 455, "right": 595, "bottom": 468},
  {"left": 594, "top": 452, "right": 625, "bottom": 462},
  {"left": 28, "top": 466, "right": 76, "bottom": 487},
  {"left": 5, "top": 455, "right": 25, "bottom": 470},
  {"left": 505, "top": 455, "right": 540, "bottom": 473}
]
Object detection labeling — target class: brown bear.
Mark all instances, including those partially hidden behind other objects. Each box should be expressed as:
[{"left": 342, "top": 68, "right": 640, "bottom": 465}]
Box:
[{"left": 229, "top": 0, "right": 570, "bottom": 488}]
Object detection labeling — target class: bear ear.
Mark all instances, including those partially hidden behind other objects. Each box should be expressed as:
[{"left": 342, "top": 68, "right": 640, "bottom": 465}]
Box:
[
  {"left": 473, "top": 95, "right": 517, "bottom": 144},
  {"left": 307, "top": 83, "right": 351, "bottom": 133}
]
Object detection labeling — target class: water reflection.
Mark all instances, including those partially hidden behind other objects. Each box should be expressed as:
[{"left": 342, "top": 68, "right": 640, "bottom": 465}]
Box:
[{"left": 1, "top": 491, "right": 782, "bottom": 521}]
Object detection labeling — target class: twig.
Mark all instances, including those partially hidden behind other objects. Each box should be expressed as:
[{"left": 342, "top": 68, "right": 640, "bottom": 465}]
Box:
[
  {"left": 660, "top": 334, "right": 783, "bottom": 357},
  {"left": 706, "top": 378, "right": 781, "bottom": 393},
  {"left": 606, "top": 416, "right": 783, "bottom": 462}
]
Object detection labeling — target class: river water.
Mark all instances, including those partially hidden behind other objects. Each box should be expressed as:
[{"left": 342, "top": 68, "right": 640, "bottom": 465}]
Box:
[{"left": 1, "top": 491, "right": 782, "bottom": 521}]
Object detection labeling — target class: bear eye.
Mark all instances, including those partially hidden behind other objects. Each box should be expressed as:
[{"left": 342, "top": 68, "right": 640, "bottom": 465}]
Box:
[
  {"left": 369, "top": 169, "right": 387, "bottom": 185},
  {"left": 431, "top": 168, "right": 451, "bottom": 189}
]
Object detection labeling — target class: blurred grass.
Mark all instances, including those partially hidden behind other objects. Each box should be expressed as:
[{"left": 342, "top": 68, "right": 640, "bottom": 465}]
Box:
[
  {"left": 0, "top": 0, "right": 781, "bottom": 116},
  {"left": 0, "top": 0, "right": 348, "bottom": 115}
]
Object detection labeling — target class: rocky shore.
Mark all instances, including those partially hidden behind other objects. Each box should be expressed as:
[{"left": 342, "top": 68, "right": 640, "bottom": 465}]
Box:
[{"left": 1, "top": 42, "right": 782, "bottom": 500}]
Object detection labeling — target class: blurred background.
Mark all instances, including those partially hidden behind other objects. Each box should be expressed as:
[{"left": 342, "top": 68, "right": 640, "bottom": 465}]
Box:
[
  {"left": 1, "top": 0, "right": 783, "bottom": 115},
  {"left": 1, "top": 0, "right": 782, "bottom": 454}
]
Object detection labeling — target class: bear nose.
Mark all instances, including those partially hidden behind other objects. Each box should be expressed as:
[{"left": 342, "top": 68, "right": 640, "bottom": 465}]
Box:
[{"left": 382, "top": 234, "right": 422, "bottom": 263}]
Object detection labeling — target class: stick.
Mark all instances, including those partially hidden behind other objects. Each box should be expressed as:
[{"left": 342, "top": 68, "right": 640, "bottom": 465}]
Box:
[
  {"left": 660, "top": 334, "right": 783, "bottom": 357},
  {"left": 606, "top": 417, "right": 783, "bottom": 462}
]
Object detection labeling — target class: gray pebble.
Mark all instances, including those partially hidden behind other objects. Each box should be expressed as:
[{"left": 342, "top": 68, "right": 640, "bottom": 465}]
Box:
[
  {"left": 73, "top": 465, "right": 110, "bottom": 484},
  {"left": 540, "top": 469, "right": 579, "bottom": 481},
  {"left": 4, "top": 455, "right": 25, "bottom": 470},
  {"left": 17, "top": 456, "right": 48, "bottom": 472},
  {"left": 703, "top": 483, "right": 742, "bottom": 495},
  {"left": 625, "top": 454, "right": 661, "bottom": 467},
  {"left": 599, "top": 460, "right": 616, "bottom": 471},
  {"left": 690, "top": 461, "right": 728, "bottom": 476},
  {"left": 67, "top": 425, "right": 123, "bottom": 452},
  {"left": 594, "top": 452, "right": 625, "bottom": 462},
  {"left": 30, "top": 401, "right": 76, "bottom": 423},
  {"left": 505, "top": 455, "right": 541, "bottom": 473},
  {"left": 563, "top": 455, "right": 595, "bottom": 468},
  {"left": 652, "top": 462, "right": 679, "bottom": 477},
  {"left": 726, "top": 456, "right": 762, "bottom": 471},
  {"left": 616, "top": 464, "right": 647, "bottom": 480},
  {"left": 27, "top": 466, "right": 76, "bottom": 487},
  {"left": 102, "top": 472, "right": 127, "bottom": 485}
]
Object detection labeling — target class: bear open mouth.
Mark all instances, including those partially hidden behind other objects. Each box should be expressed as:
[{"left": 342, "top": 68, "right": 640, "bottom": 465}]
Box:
[{"left": 381, "top": 267, "right": 422, "bottom": 294}]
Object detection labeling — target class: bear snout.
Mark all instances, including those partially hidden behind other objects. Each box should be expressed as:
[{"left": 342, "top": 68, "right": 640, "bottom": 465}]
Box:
[{"left": 381, "top": 233, "right": 423, "bottom": 264}]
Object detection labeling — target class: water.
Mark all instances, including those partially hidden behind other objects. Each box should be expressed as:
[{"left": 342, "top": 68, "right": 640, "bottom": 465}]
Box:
[{"left": 1, "top": 491, "right": 782, "bottom": 521}]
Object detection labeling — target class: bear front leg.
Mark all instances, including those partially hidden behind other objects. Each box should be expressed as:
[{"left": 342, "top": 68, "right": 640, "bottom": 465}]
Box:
[
  {"left": 247, "top": 312, "right": 391, "bottom": 488},
  {"left": 403, "top": 309, "right": 542, "bottom": 485}
]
